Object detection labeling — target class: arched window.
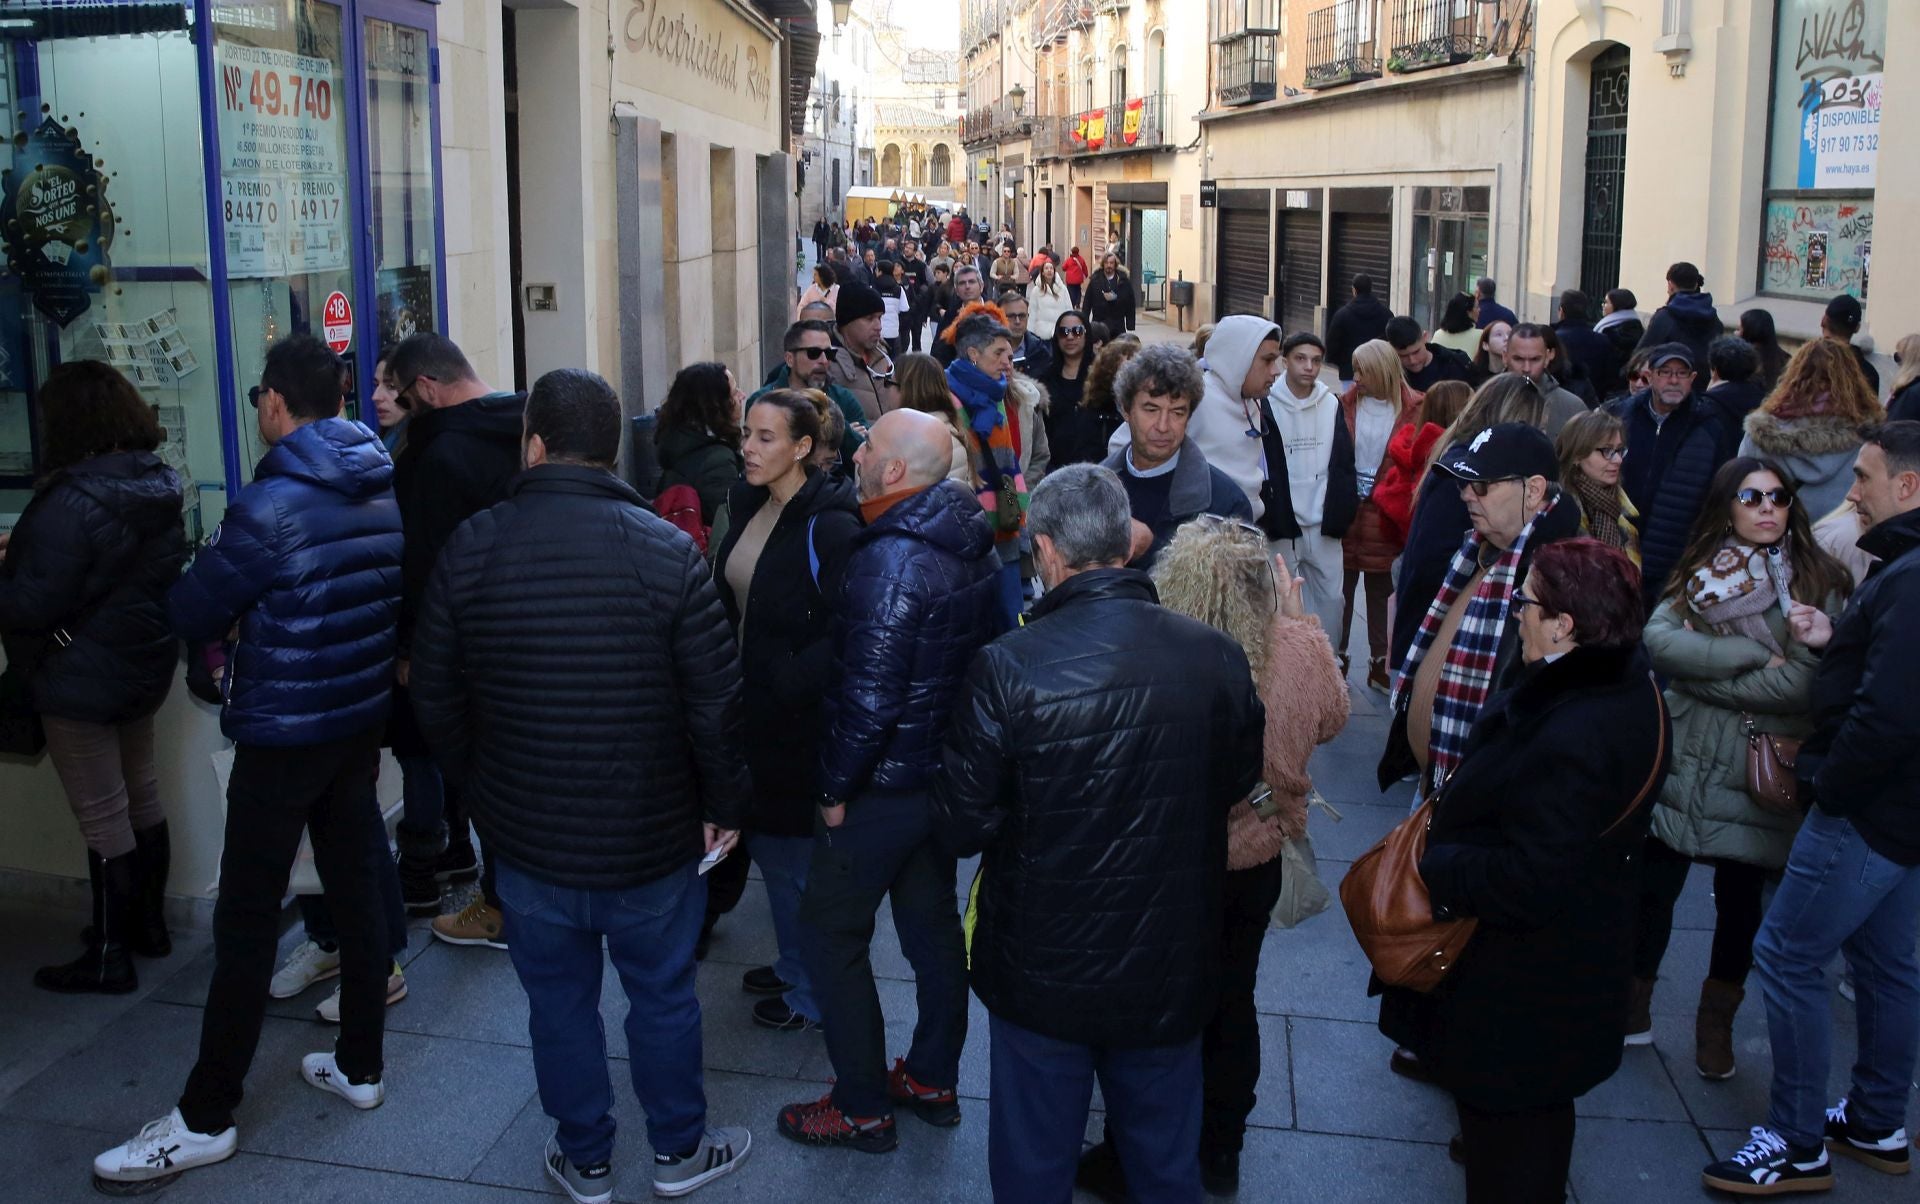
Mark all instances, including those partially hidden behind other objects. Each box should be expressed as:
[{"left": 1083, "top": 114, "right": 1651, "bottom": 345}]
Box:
[
  {"left": 1110, "top": 44, "right": 1128, "bottom": 105},
  {"left": 931, "top": 144, "right": 951, "bottom": 188},
  {"left": 880, "top": 144, "right": 902, "bottom": 187},
  {"left": 1146, "top": 29, "right": 1165, "bottom": 98}
]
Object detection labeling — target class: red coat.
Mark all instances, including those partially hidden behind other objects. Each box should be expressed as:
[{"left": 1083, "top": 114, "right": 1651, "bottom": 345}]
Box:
[
  {"left": 1374, "top": 421, "right": 1445, "bottom": 545},
  {"left": 1062, "top": 253, "right": 1089, "bottom": 286},
  {"left": 1338, "top": 383, "right": 1425, "bottom": 572}
]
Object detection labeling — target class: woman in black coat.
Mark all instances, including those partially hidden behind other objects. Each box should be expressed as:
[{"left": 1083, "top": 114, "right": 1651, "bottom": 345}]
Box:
[
  {"left": 1084, "top": 252, "right": 1137, "bottom": 334},
  {"left": 710, "top": 388, "right": 860, "bottom": 1032},
  {"left": 1377, "top": 537, "right": 1670, "bottom": 1203},
  {"left": 0, "top": 362, "right": 186, "bottom": 993}
]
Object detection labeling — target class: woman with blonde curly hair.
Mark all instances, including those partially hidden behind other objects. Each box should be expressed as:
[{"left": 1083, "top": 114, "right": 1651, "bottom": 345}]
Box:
[
  {"left": 1079, "top": 518, "right": 1348, "bottom": 1196},
  {"left": 1738, "top": 336, "right": 1886, "bottom": 522}
]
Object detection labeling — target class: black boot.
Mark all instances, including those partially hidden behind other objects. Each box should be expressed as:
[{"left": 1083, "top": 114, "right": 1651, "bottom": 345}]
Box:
[
  {"left": 37, "top": 851, "right": 138, "bottom": 994},
  {"left": 131, "top": 822, "right": 172, "bottom": 957}
]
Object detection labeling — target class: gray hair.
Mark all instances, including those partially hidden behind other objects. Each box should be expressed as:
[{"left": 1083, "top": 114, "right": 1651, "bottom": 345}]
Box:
[
  {"left": 1113, "top": 343, "right": 1205, "bottom": 413},
  {"left": 953, "top": 265, "right": 982, "bottom": 283},
  {"left": 1028, "top": 464, "right": 1132, "bottom": 568},
  {"left": 956, "top": 316, "right": 1013, "bottom": 359}
]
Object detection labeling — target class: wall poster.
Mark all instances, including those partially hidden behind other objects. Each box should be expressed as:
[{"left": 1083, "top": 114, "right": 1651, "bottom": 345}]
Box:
[{"left": 214, "top": 41, "right": 349, "bottom": 279}]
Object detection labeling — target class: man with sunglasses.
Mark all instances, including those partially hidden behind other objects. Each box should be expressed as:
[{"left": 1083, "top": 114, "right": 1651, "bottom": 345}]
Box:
[
  {"left": 1606, "top": 342, "right": 1738, "bottom": 610},
  {"left": 384, "top": 332, "right": 527, "bottom": 945},
  {"left": 749, "top": 320, "right": 867, "bottom": 463}
]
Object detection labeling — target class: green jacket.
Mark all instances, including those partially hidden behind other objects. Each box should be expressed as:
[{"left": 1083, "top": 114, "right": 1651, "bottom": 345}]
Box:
[
  {"left": 1642, "top": 593, "right": 1839, "bottom": 868},
  {"left": 749, "top": 367, "right": 867, "bottom": 463},
  {"left": 655, "top": 426, "right": 742, "bottom": 526}
]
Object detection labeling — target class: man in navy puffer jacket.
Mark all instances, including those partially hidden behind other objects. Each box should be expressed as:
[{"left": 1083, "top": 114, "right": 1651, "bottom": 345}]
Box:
[
  {"left": 94, "top": 335, "right": 403, "bottom": 1190},
  {"left": 776, "top": 409, "right": 1000, "bottom": 1152}
]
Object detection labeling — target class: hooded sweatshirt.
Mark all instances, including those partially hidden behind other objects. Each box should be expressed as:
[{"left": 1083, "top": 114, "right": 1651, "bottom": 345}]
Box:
[
  {"left": 1187, "top": 315, "right": 1282, "bottom": 521},
  {"left": 1268, "top": 377, "right": 1343, "bottom": 527}
]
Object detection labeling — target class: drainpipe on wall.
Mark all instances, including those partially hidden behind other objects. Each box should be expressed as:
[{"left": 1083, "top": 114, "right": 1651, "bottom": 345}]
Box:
[{"left": 1515, "top": 34, "right": 1536, "bottom": 321}]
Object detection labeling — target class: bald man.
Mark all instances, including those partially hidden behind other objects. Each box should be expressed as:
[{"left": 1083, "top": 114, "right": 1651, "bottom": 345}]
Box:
[{"left": 776, "top": 409, "right": 1004, "bottom": 1151}]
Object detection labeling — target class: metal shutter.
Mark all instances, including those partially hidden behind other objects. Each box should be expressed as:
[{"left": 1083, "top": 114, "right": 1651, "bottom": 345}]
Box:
[
  {"left": 1216, "top": 207, "right": 1272, "bottom": 320},
  {"left": 1328, "top": 212, "right": 1392, "bottom": 308},
  {"left": 1277, "top": 208, "right": 1323, "bottom": 339}
]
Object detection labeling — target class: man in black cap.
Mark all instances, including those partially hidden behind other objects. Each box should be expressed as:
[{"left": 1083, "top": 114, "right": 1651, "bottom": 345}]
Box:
[
  {"left": 1821, "top": 293, "right": 1880, "bottom": 394},
  {"left": 829, "top": 280, "right": 897, "bottom": 423},
  {"left": 1606, "top": 342, "right": 1735, "bottom": 608},
  {"left": 1379, "top": 422, "right": 1583, "bottom": 798}
]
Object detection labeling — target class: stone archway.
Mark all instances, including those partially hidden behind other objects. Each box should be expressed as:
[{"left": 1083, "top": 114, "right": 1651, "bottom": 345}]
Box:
[
  {"left": 931, "top": 143, "right": 952, "bottom": 188},
  {"left": 880, "top": 143, "right": 902, "bottom": 187}
]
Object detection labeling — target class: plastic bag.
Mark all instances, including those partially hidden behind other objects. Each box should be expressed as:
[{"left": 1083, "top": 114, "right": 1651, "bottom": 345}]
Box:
[{"left": 1269, "top": 790, "right": 1341, "bottom": 929}]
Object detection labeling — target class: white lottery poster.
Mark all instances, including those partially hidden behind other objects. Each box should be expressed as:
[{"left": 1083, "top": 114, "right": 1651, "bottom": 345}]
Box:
[{"left": 213, "top": 42, "right": 349, "bottom": 278}]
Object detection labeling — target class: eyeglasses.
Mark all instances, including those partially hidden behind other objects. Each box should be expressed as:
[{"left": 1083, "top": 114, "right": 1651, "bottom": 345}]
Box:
[
  {"left": 1057, "top": 326, "right": 1086, "bottom": 337},
  {"left": 1592, "top": 445, "right": 1627, "bottom": 462},
  {"left": 1653, "top": 366, "right": 1693, "bottom": 381},
  {"left": 1735, "top": 487, "right": 1794, "bottom": 509},
  {"left": 1464, "top": 477, "right": 1521, "bottom": 497},
  {"left": 791, "top": 346, "right": 832, "bottom": 360},
  {"left": 1511, "top": 591, "right": 1541, "bottom": 612}
]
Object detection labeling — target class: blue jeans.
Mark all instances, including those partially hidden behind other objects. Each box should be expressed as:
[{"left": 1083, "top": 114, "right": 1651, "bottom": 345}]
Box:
[
  {"left": 988, "top": 1014, "right": 1202, "bottom": 1204},
  {"left": 495, "top": 858, "right": 709, "bottom": 1165},
  {"left": 1752, "top": 807, "right": 1920, "bottom": 1148},
  {"left": 748, "top": 832, "right": 818, "bottom": 1022}
]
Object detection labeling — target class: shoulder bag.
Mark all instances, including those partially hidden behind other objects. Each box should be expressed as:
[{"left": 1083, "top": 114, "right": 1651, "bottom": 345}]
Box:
[
  {"left": 1742, "top": 714, "right": 1803, "bottom": 816},
  {"left": 1340, "top": 681, "right": 1667, "bottom": 993}
]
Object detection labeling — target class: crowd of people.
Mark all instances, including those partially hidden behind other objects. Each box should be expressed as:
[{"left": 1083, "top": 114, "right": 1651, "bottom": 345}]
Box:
[{"left": 1, "top": 222, "right": 1917, "bottom": 1203}]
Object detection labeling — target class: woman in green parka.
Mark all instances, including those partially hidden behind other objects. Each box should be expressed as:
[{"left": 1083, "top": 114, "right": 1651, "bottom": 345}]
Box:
[
  {"left": 654, "top": 361, "right": 746, "bottom": 527},
  {"left": 1629, "top": 455, "right": 1852, "bottom": 1081}
]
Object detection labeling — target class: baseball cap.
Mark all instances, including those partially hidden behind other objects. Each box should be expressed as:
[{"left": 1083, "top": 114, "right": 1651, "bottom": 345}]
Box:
[
  {"left": 1646, "top": 342, "right": 1695, "bottom": 371},
  {"left": 1435, "top": 422, "right": 1558, "bottom": 483},
  {"left": 1824, "top": 293, "right": 1863, "bottom": 330}
]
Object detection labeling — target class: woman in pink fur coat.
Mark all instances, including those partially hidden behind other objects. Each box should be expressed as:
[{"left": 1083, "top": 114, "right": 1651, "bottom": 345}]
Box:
[{"left": 1082, "top": 514, "right": 1351, "bottom": 1193}]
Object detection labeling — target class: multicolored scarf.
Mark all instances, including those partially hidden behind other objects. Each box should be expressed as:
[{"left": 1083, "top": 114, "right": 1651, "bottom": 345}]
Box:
[
  {"left": 1571, "top": 475, "right": 1641, "bottom": 566},
  {"left": 1394, "top": 496, "right": 1562, "bottom": 791},
  {"left": 947, "top": 358, "right": 1027, "bottom": 540},
  {"left": 1686, "top": 538, "right": 1794, "bottom": 656}
]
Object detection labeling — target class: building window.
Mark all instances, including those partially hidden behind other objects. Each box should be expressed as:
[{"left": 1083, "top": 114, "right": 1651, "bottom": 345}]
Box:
[
  {"left": 932, "top": 145, "right": 952, "bottom": 187},
  {"left": 1759, "top": 0, "right": 1883, "bottom": 302},
  {"left": 1110, "top": 45, "right": 1127, "bottom": 106},
  {"left": 1213, "top": 0, "right": 1280, "bottom": 107}
]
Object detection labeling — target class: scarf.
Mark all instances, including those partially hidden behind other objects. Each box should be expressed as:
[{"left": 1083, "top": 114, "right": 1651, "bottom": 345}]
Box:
[
  {"left": 1394, "top": 497, "right": 1560, "bottom": 791},
  {"left": 1686, "top": 538, "right": 1794, "bottom": 656},
  {"left": 860, "top": 486, "right": 921, "bottom": 525},
  {"left": 1571, "top": 475, "right": 1641, "bottom": 565},
  {"left": 947, "top": 358, "right": 1027, "bottom": 539}
]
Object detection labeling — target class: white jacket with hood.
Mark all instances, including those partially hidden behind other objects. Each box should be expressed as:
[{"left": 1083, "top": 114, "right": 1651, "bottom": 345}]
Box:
[{"left": 1188, "top": 315, "right": 1283, "bottom": 522}]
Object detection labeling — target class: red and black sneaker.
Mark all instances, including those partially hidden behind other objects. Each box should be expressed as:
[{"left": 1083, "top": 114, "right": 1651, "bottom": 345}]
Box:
[
  {"left": 776, "top": 1092, "right": 897, "bottom": 1154},
  {"left": 887, "top": 1058, "right": 961, "bottom": 1127}
]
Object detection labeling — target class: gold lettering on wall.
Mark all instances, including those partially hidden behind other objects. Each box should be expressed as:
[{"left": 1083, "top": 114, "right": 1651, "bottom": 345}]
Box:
[{"left": 622, "top": 0, "right": 773, "bottom": 113}]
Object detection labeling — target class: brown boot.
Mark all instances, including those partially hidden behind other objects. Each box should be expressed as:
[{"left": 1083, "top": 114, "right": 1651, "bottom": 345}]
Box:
[
  {"left": 1624, "top": 976, "right": 1655, "bottom": 1046},
  {"left": 1694, "top": 978, "right": 1744, "bottom": 1081}
]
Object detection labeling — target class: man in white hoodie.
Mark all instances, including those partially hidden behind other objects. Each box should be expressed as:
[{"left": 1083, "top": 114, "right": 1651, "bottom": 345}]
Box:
[{"left": 1188, "top": 320, "right": 1356, "bottom": 642}]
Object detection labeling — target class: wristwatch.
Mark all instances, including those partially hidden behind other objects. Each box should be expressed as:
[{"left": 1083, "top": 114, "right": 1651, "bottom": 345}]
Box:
[{"left": 818, "top": 793, "right": 846, "bottom": 811}]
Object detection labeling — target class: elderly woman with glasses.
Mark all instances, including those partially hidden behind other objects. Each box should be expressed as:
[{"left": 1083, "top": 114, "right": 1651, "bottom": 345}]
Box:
[
  {"left": 1379, "top": 537, "right": 1670, "bottom": 1204},
  {"left": 1630, "top": 456, "right": 1851, "bottom": 1079},
  {"left": 1556, "top": 408, "right": 1641, "bottom": 566}
]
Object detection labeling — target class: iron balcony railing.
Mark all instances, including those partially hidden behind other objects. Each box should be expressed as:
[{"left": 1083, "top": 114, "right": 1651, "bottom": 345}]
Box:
[
  {"left": 1029, "top": 0, "right": 1094, "bottom": 47},
  {"left": 1064, "top": 92, "right": 1172, "bottom": 156},
  {"left": 1388, "top": 0, "right": 1491, "bottom": 71},
  {"left": 1305, "top": 0, "right": 1383, "bottom": 89},
  {"left": 1217, "top": 33, "right": 1278, "bottom": 106},
  {"left": 1031, "top": 115, "right": 1074, "bottom": 160},
  {"left": 961, "top": 95, "right": 1034, "bottom": 147}
]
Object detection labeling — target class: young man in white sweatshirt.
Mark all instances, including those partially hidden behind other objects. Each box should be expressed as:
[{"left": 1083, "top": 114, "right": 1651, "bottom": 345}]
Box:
[{"left": 1188, "top": 324, "right": 1356, "bottom": 646}]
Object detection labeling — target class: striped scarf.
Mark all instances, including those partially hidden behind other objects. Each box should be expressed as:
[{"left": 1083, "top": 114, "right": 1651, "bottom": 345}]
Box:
[
  {"left": 1394, "top": 498, "right": 1560, "bottom": 792},
  {"left": 947, "top": 358, "right": 1027, "bottom": 540}
]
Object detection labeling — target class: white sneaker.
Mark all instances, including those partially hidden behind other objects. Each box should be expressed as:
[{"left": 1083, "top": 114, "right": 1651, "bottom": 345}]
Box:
[
  {"left": 300, "top": 1051, "right": 384, "bottom": 1109},
  {"left": 269, "top": 939, "right": 341, "bottom": 999},
  {"left": 315, "top": 964, "right": 408, "bottom": 1023},
  {"left": 652, "top": 1126, "right": 751, "bottom": 1197},
  {"left": 92, "top": 1109, "right": 237, "bottom": 1183}
]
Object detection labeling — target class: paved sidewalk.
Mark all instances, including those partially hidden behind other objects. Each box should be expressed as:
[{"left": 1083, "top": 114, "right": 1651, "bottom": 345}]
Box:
[{"left": 0, "top": 670, "right": 1909, "bottom": 1202}]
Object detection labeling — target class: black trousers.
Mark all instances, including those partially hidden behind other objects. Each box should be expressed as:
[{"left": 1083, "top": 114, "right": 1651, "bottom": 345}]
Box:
[
  {"left": 1631, "top": 834, "right": 1768, "bottom": 983},
  {"left": 800, "top": 789, "right": 968, "bottom": 1116},
  {"left": 179, "top": 728, "right": 388, "bottom": 1132},
  {"left": 444, "top": 784, "right": 501, "bottom": 908},
  {"left": 1456, "top": 1097, "right": 1575, "bottom": 1203},
  {"left": 1202, "top": 854, "right": 1287, "bottom": 1156}
]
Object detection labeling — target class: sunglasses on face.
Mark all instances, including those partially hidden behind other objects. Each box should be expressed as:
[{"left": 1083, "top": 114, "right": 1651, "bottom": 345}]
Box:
[
  {"left": 1735, "top": 487, "right": 1794, "bottom": 509},
  {"left": 248, "top": 384, "right": 267, "bottom": 409},
  {"left": 1464, "top": 477, "right": 1520, "bottom": 497},
  {"left": 1592, "top": 445, "right": 1627, "bottom": 461},
  {"left": 1057, "top": 326, "right": 1085, "bottom": 336},
  {"left": 792, "top": 345, "right": 832, "bottom": 360}
]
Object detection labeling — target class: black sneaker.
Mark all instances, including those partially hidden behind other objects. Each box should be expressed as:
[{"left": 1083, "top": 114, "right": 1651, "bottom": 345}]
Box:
[
  {"left": 1074, "top": 1140, "right": 1129, "bottom": 1204},
  {"left": 1825, "top": 1097, "right": 1910, "bottom": 1175},
  {"left": 1703, "top": 1127, "right": 1833, "bottom": 1195},
  {"left": 741, "top": 966, "right": 791, "bottom": 996},
  {"left": 398, "top": 857, "right": 441, "bottom": 917},
  {"left": 752, "top": 997, "right": 821, "bottom": 1033},
  {"left": 433, "top": 842, "right": 479, "bottom": 884},
  {"left": 1200, "top": 1147, "right": 1239, "bottom": 1197}
]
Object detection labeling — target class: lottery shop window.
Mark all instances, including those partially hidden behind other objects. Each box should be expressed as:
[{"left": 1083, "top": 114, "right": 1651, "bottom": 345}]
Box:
[
  {"left": 212, "top": 0, "right": 357, "bottom": 480},
  {"left": 0, "top": 22, "right": 224, "bottom": 540}
]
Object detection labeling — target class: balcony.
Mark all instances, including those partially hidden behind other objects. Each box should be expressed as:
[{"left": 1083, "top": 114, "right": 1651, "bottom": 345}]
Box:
[
  {"left": 1064, "top": 93, "right": 1172, "bottom": 156},
  {"left": 1216, "top": 33, "right": 1278, "bottom": 106},
  {"left": 1029, "top": 0, "right": 1094, "bottom": 48},
  {"left": 1387, "top": 0, "right": 1491, "bottom": 72},
  {"left": 1031, "top": 115, "right": 1075, "bottom": 160},
  {"left": 1305, "top": 0, "right": 1382, "bottom": 89},
  {"left": 960, "top": 94, "right": 1035, "bottom": 148}
]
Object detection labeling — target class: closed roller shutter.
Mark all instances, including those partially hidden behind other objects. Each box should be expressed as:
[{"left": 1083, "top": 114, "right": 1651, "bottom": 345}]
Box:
[
  {"left": 1328, "top": 212, "right": 1392, "bottom": 309},
  {"left": 1277, "top": 208, "right": 1322, "bottom": 339},
  {"left": 1216, "top": 206, "right": 1272, "bottom": 320}
]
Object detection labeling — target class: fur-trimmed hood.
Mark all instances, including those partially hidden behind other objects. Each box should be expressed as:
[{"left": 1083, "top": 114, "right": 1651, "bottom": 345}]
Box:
[{"left": 1743, "top": 409, "right": 1868, "bottom": 458}]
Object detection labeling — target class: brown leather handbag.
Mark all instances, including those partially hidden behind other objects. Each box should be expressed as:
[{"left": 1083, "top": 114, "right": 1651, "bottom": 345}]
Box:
[
  {"left": 1341, "top": 681, "right": 1668, "bottom": 993},
  {"left": 1742, "top": 714, "right": 1805, "bottom": 816}
]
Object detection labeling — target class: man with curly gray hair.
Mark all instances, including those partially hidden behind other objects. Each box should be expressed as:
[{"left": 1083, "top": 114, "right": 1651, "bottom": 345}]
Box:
[{"left": 1100, "top": 343, "right": 1252, "bottom": 566}]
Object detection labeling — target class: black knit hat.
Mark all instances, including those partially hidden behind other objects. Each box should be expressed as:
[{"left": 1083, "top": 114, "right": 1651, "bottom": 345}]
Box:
[{"left": 836, "top": 280, "right": 884, "bottom": 325}]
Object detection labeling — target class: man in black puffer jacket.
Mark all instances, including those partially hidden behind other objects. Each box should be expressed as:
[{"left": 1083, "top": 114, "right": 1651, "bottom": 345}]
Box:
[
  {"left": 776, "top": 409, "right": 1000, "bottom": 1154},
  {"left": 410, "top": 370, "right": 754, "bottom": 1197},
  {"left": 935, "top": 464, "right": 1264, "bottom": 1203},
  {"left": 1607, "top": 344, "right": 1736, "bottom": 607}
]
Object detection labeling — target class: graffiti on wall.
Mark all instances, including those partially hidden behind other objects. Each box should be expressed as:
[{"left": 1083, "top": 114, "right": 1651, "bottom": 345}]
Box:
[{"left": 1762, "top": 198, "right": 1871, "bottom": 299}]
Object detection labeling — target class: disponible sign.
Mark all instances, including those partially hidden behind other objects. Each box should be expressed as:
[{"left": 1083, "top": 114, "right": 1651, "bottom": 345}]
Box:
[
  {"left": 214, "top": 41, "right": 348, "bottom": 278},
  {"left": 1797, "top": 72, "right": 1881, "bottom": 189}
]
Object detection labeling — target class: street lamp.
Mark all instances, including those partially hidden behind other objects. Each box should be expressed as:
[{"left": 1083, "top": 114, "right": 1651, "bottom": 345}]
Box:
[
  {"left": 831, "top": 0, "right": 852, "bottom": 26},
  {"left": 1008, "top": 82, "right": 1025, "bottom": 115}
]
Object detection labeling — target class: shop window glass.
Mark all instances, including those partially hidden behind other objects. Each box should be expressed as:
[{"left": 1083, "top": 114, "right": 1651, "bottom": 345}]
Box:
[
  {"left": 212, "top": 0, "right": 356, "bottom": 477},
  {"left": 364, "top": 15, "right": 437, "bottom": 352},
  {"left": 1759, "top": 0, "right": 1883, "bottom": 302},
  {"left": 0, "top": 24, "right": 222, "bottom": 540}
]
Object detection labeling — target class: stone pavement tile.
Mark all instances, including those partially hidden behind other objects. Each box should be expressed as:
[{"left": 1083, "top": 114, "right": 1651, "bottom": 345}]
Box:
[
  {"left": 1568, "top": 1117, "right": 1714, "bottom": 1204},
  {"left": 694, "top": 877, "right": 782, "bottom": 971},
  {"left": 1, "top": 998, "right": 217, "bottom": 1134},
  {"left": 471, "top": 1064, "right": 998, "bottom": 1202},
  {"left": 1574, "top": 1042, "right": 1691, "bottom": 1123},
  {"left": 381, "top": 940, "right": 532, "bottom": 1048},
  {"left": 1647, "top": 1008, "right": 1861, "bottom": 1133},
  {"left": 0, "top": 1115, "right": 121, "bottom": 1203},
  {"left": 1247, "top": 1012, "right": 1296, "bottom": 1130},
  {"left": 1305, "top": 803, "right": 1416, "bottom": 863},
  {"left": 1235, "top": 1124, "right": 1465, "bottom": 1203},
  {"left": 685, "top": 958, "right": 825, "bottom": 1081},
  {"left": 1288, "top": 1015, "right": 1457, "bottom": 1143},
  {"left": 1256, "top": 865, "right": 1381, "bottom": 1025},
  {"left": 793, "top": 976, "right": 993, "bottom": 1102},
  {"left": 136, "top": 1152, "right": 549, "bottom": 1204}
]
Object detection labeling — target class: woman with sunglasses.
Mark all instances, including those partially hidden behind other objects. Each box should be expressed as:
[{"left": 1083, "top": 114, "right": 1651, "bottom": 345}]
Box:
[
  {"left": 1078, "top": 520, "right": 1348, "bottom": 1198},
  {"left": 1555, "top": 409, "right": 1640, "bottom": 566},
  {"left": 1038, "top": 309, "right": 1100, "bottom": 466},
  {"left": 1737, "top": 337, "right": 1885, "bottom": 525},
  {"left": 1632, "top": 456, "right": 1851, "bottom": 1079}
]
